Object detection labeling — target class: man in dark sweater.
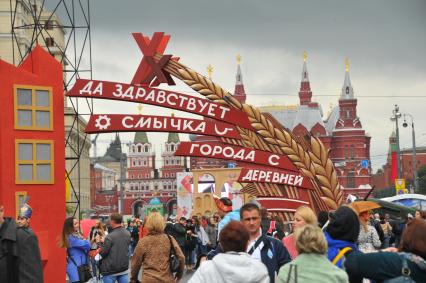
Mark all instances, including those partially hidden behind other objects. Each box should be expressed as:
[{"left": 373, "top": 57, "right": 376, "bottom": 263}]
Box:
[{"left": 99, "top": 213, "right": 131, "bottom": 283}]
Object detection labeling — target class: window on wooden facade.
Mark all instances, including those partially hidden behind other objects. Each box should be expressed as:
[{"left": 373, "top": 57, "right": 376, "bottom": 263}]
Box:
[
  {"left": 15, "top": 140, "right": 54, "bottom": 184},
  {"left": 14, "top": 86, "right": 53, "bottom": 131},
  {"left": 15, "top": 191, "right": 27, "bottom": 218}
]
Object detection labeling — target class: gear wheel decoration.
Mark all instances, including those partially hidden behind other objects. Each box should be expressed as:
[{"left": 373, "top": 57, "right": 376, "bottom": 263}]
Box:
[{"left": 94, "top": 115, "right": 111, "bottom": 130}]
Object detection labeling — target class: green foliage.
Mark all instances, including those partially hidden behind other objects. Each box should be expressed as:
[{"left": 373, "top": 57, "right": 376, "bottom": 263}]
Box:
[{"left": 373, "top": 187, "right": 395, "bottom": 198}]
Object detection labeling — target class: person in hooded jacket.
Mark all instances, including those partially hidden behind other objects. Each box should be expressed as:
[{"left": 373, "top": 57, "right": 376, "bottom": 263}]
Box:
[
  {"left": 324, "top": 206, "right": 360, "bottom": 270},
  {"left": 344, "top": 218, "right": 426, "bottom": 283},
  {"left": 189, "top": 221, "right": 269, "bottom": 283}
]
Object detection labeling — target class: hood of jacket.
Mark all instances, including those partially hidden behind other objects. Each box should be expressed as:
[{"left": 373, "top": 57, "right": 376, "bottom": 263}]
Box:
[
  {"left": 211, "top": 252, "right": 269, "bottom": 282},
  {"left": 326, "top": 206, "right": 360, "bottom": 243},
  {"left": 325, "top": 232, "right": 358, "bottom": 268}
]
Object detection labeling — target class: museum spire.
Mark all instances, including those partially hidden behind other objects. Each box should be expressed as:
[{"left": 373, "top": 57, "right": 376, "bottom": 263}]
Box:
[
  {"left": 299, "top": 51, "right": 313, "bottom": 106},
  {"left": 341, "top": 57, "right": 354, "bottom": 100},
  {"left": 233, "top": 54, "right": 246, "bottom": 103}
]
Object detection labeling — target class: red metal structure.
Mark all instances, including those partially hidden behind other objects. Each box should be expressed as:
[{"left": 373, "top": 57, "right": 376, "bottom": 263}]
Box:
[{"left": 0, "top": 45, "right": 66, "bottom": 282}]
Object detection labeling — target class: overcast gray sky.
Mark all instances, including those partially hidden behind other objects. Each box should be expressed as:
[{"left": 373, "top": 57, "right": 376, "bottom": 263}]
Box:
[{"left": 62, "top": 0, "right": 426, "bottom": 172}]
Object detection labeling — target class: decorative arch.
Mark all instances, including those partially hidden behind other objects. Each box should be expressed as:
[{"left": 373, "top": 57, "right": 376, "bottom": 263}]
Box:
[
  {"left": 131, "top": 199, "right": 147, "bottom": 218},
  {"left": 166, "top": 198, "right": 177, "bottom": 216}
]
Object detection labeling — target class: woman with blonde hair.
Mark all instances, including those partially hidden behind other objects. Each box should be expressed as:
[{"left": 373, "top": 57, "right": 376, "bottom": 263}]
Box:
[
  {"left": 357, "top": 210, "right": 381, "bottom": 253},
  {"left": 130, "top": 212, "right": 185, "bottom": 283},
  {"left": 282, "top": 206, "right": 317, "bottom": 259},
  {"left": 277, "top": 224, "right": 349, "bottom": 283}
]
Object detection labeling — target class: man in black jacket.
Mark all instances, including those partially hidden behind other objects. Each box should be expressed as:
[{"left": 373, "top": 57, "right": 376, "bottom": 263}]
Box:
[
  {"left": 240, "top": 203, "right": 291, "bottom": 283},
  {"left": 173, "top": 217, "right": 187, "bottom": 254},
  {"left": 0, "top": 204, "right": 43, "bottom": 283},
  {"left": 206, "top": 203, "right": 291, "bottom": 283},
  {"left": 100, "top": 213, "right": 131, "bottom": 283}
]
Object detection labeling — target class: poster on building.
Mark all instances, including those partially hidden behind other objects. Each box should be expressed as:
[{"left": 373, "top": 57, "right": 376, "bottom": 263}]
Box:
[
  {"left": 220, "top": 172, "right": 244, "bottom": 210},
  {"left": 198, "top": 173, "right": 215, "bottom": 193},
  {"left": 395, "top": 179, "right": 408, "bottom": 195},
  {"left": 177, "top": 172, "right": 193, "bottom": 219}
]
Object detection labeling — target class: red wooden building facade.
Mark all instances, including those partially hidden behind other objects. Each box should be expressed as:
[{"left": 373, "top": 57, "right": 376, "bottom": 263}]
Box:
[{"left": 0, "top": 46, "right": 66, "bottom": 282}]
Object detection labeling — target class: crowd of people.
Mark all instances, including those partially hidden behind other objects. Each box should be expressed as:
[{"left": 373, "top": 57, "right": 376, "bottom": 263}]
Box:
[{"left": 1, "top": 198, "right": 426, "bottom": 283}]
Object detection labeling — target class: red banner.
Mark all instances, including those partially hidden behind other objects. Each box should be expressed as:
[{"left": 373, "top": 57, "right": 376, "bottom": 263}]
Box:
[
  {"left": 238, "top": 167, "right": 311, "bottom": 189},
  {"left": 66, "top": 79, "right": 253, "bottom": 130},
  {"left": 391, "top": 151, "right": 397, "bottom": 184},
  {"left": 175, "top": 142, "right": 298, "bottom": 171},
  {"left": 85, "top": 114, "right": 241, "bottom": 139}
]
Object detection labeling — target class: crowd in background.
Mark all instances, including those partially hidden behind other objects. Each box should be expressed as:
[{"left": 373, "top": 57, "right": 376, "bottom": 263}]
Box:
[
  {"left": 60, "top": 203, "right": 426, "bottom": 283},
  {"left": 2, "top": 199, "right": 426, "bottom": 283}
]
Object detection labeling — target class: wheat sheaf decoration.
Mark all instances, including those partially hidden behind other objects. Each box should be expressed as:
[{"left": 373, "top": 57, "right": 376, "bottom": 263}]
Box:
[{"left": 156, "top": 54, "right": 343, "bottom": 210}]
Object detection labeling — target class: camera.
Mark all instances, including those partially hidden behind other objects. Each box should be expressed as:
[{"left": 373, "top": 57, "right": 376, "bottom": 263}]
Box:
[{"left": 402, "top": 121, "right": 408, "bottom": 128}]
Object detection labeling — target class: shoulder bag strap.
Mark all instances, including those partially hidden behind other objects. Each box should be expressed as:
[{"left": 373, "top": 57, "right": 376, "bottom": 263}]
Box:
[
  {"left": 166, "top": 234, "right": 176, "bottom": 256},
  {"left": 248, "top": 234, "right": 266, "bottom": 255},
  {"left": 66, "top": 248, "right": 79, "bottom": 267},
  {"left": 332, "top": 247, "right": 352, "bottom": 265},
  {"left": 286, "top": 264, "right": 298, "bottom": 283}
]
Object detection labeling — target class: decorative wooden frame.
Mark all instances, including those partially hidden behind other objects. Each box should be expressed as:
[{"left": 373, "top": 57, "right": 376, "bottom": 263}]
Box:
[
  {"left": 14, "top": 85, "right": 53, "bottom": 131},
  {"left": 15, "top": 139, "right": 54, "bottom": 184},
  {"left": 15, "top": 191, "right": 27, "bottom": 219}
]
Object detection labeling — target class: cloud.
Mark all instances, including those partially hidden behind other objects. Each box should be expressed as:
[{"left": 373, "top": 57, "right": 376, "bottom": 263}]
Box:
[{"left": 60, "top": 0, "right": 425, "bottom": 173}]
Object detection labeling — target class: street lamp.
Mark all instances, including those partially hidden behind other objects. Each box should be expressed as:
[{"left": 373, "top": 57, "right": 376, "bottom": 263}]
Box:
[
  {"left": 390, "top": 105, "right": 402, "bottom": 178},
  {"left": 402, "top": 113, "right": 418, "bottom": 192}
]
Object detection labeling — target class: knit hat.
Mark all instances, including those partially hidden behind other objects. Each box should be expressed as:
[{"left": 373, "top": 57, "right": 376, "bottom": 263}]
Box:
[{"left": 326, "top": 206, "right": 360, "bottom": 243}]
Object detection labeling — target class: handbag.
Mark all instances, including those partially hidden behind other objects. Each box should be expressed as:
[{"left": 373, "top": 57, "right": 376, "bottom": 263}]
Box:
[
  {"left": 383, "top": 253, "right": 423, "bottom": 283},
  {"left": 67, "top": 249, "right": 92, "bottom": 282},
  {"left": 166, "top": 234, "right": 180, "bottom": 274}
]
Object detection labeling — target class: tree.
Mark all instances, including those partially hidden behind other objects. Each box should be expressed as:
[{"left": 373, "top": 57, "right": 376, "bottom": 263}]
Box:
[{"left": 417, "top": 165, "right": 426, "bottom": 195}]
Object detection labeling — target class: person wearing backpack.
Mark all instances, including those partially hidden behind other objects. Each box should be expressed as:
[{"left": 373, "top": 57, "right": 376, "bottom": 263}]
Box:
[
  {"left": 324, "top": 206, "right": 360, "bottom": 269},
  {"left": 344, "top": 218, "right": 426, "bottom": 283}
]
